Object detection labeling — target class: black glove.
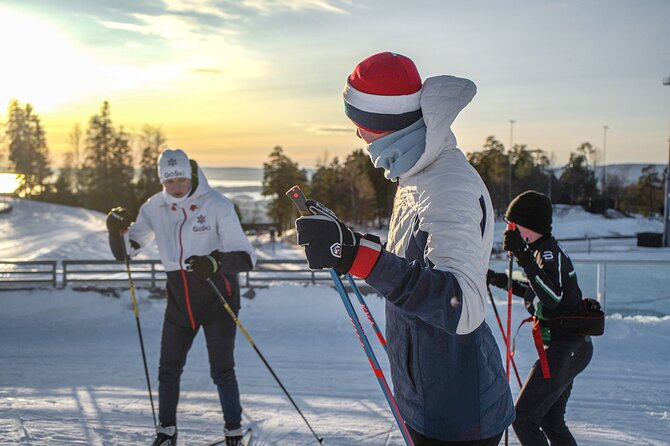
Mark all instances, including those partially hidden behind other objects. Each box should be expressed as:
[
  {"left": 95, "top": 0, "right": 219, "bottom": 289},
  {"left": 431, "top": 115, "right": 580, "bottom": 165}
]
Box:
[
  {"left": 185, "top": 251, "right": 221, "bottom": 280},
  {"left": 486, "top": 269, "right": 509, "bottom": 289},
  {"left": 502, "top": 226, "right": 533, "bottom": 267},
  {"left": 295, "top": 200, "right": 382, "bottom": 278},
  {"left": 106, "top": 207, "right": 132, "bottom": 235}
]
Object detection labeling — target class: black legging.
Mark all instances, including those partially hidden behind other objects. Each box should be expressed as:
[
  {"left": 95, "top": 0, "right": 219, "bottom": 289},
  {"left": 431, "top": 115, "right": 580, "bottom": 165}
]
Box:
[{"left": 513, "top": 338, "right": 593, "bottom": 445}]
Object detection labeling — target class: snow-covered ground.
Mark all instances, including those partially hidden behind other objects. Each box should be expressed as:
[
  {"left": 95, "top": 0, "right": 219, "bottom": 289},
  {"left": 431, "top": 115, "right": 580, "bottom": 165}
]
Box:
[{"left": 1, "top": 198, "right": 670, "bottom": 445}]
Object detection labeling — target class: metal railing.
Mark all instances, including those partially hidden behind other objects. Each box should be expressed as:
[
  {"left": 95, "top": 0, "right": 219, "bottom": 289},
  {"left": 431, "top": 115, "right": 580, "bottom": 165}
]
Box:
[
  {"left": 62, "top": 259, "right": 165, "bottom": 287},
  {"left": 0, "top": 259, "right": 349, "bottom": 290},
  {"left": 3, "top": 258, "right": 669, "bottom": 315},
  {"left": 0, "top": 260, "right": 58, "bottom": 287},
  {"left": 571, "top": 258, "right": 670, "bottom": 311}
]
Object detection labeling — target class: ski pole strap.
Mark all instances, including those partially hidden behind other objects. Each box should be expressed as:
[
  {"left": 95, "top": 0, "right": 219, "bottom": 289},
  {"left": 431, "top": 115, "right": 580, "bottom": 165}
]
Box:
[
  {"left": 349, "top": 234, "right": 382, "bottom": 279},
  {"left": 531, "top": 317, "right": 551, "bottom": 379}
]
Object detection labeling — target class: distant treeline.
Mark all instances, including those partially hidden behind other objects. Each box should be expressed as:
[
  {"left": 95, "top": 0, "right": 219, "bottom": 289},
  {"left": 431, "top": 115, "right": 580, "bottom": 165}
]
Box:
[{"left": 1, "top": 99, "right": 667, "bottom": 233}]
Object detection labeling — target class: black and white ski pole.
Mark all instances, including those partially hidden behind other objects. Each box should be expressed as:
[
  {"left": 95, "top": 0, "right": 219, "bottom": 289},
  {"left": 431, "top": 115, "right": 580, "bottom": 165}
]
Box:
[
  {"left": 120, "top": 241, "right": 157, "bottom": 430},
  {"left": 286, "top": 185, "right": 414, "bottom": 446},
  {"left": 205, "top": 278, "right": 324, "bottom": 445}
]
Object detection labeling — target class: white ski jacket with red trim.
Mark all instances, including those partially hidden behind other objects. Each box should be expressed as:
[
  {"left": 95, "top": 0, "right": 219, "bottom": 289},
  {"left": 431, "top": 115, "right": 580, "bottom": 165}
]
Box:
[{"left": 126, "top": 166, "right": 256, "bottom": 272}]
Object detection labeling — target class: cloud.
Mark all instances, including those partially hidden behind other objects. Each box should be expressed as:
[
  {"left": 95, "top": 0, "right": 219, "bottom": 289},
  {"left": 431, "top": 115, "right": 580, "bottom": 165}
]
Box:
[
  {"left": 241, "top": 0, "right": 351, "bottom": 14},
  {"left": 289, "top": 123, "right": 353, "bottom": 135},
  {"left": 163, "top": 0, "right": 238, "bottom": 19},
  {"left": 192, "top": 68, "right": 224, "bottom": 74}
]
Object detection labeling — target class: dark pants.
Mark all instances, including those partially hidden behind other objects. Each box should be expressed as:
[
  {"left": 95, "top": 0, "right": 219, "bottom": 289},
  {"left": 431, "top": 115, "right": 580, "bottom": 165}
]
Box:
[
  {"left": 158, "top": 315, "right": 242, "bottom": 430},
  {"left": 513, "top": 338, "right": 593, "bottom": 446},
  {"left": 407, "top": 425, "right": 503, "bottom": 446}
]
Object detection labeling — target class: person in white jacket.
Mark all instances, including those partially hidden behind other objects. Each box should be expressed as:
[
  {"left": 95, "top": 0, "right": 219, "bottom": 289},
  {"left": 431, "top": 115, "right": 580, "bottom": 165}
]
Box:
[
  {"left": 106, "top": 149, "right": 256, "bottom": 446},
  {"left": 294, "top": 52, "right": 514, "bottom": 445}
]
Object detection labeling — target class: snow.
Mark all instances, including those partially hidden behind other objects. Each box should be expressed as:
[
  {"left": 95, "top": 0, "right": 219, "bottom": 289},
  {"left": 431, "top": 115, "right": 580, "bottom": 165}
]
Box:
[{"left": 1, "top": 198, "right": 670, "bottom": 444}]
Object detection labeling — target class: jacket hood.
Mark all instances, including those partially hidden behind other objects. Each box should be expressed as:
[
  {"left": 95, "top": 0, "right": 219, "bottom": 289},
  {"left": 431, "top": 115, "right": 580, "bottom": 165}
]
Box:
[{"left": 399, "top": 75, "right": 476, "bottom": 179}]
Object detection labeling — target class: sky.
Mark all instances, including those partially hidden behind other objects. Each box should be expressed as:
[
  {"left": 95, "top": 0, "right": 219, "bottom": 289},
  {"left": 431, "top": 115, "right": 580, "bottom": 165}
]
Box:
[{"left": 0, "top": 0, "right": 669, "bottom": 169}]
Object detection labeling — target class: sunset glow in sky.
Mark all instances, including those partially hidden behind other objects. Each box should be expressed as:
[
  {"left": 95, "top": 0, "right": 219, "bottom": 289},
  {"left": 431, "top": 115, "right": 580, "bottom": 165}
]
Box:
[{"left": 0, "top": 0, "right": 668, "bottom": 168}]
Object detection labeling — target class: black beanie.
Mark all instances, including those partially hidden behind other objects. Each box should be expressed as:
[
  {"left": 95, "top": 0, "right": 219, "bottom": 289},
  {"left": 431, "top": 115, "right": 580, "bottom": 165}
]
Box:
[{"left": 505, "top": 191, "right": 553, "bottom": 235}]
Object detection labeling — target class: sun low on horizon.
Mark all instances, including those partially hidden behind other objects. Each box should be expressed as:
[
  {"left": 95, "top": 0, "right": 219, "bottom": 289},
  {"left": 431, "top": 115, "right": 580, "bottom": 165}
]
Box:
[{"left": 0, "top": 3, "right": 353, "bottom": 169}]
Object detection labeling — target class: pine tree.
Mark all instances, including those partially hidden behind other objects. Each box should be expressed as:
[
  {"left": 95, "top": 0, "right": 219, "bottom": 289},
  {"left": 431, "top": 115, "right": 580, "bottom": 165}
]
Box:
[
  {"left": 558, "top": 143, "right": 598, "bottom": 205},
  {"left": 510, "top": 145, "right": 552, "bottom": 196},
  {"left": 342, "top": 150, "right": 375, "bottom": 226},
  {"left": 135, "top": 125, "right": 166, "bottom": 206},
  {"left": 79, "top": 101, "right": 135, "bottom": 212},
  {"left": 53, "top": 151, "right": 79, "bottom": 206},
  {"left": 262, "top": 146, "right": 308, "bottom": 235},
  {"left": 637, "top": 165, "right": 663, "bottom": 216},
  {"left": 468, "top": 136, "right": 509, "bottom": 211},
  {"left": 310, "top": 156, "right": 347, "bottom": 217},
  {"left": 4, "top": 100, "right": 52, "bottom": 197}
]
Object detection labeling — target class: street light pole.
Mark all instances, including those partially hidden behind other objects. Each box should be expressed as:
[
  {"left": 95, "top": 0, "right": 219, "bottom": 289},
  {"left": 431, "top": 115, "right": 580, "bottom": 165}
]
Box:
[
  {"left": 663, "top": 76, "right": 669, "bottom": 247},
  {"left": 603, "top": 125, "right": 609, "bottom": 189},
  {"left": 508, "top": 119, "right": 515, "bottom": 202}
]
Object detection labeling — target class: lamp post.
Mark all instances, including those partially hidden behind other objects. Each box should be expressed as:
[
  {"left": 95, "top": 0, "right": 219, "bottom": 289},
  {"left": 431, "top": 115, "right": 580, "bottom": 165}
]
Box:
[
  {"left": 663, "top": 77, "right": 669, "bottom": 247},
  {"left": 602, "top": 125, "right": 609, "bottom": 189},
  {"left": 508, "top": 119, "right": 515, "bottom": 202}
]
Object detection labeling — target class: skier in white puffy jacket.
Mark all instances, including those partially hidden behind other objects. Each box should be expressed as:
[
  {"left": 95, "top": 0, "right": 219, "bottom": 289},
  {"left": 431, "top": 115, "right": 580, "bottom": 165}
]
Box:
[
  {"left": 294, "top": 52, "right": 515, "bottom": 445},
  {"left": 106, "top": 149, "right": 256, "bottom": 446}
]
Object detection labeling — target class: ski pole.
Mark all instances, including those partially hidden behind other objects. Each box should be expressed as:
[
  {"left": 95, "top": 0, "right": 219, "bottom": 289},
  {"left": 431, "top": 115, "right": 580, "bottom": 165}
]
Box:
[
  {"left": 505, "top": 222, "right": 516, "bottom": 446},
  {"left": 345, "top": 274, "right": 387, "bottom": 354},
  {"left": 330, "top": 271, "right": 414, "bottom": 446},
  {"left": 286, "top": 185, "right": 413, "bottom": 446},
  {"left": 205, "top": 278, "right": 324, "bottom": 445},
  {"left": 120, "top": 241, "right": 157, "bottom": 430},
  {"left": 505, "top": 223, "right": 516, "bottom": 383},
  {"left": 486, "top": 286, "right": 522, "bottom": 388}
]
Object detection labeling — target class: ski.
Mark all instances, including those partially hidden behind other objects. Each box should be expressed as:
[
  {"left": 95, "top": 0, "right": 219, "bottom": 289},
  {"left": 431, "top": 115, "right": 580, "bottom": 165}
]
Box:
[{"left": 203, "top": 428, "right": 252, "bottom": 446}]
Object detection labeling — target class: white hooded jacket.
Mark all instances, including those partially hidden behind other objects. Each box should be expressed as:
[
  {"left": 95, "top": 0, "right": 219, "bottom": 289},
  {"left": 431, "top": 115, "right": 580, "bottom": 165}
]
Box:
[
  {"left": 364, "top": 75, "right": 513, "bottom": 441},
  {"left": 126, "top": 166, "right": 257, "bottom": 272}
]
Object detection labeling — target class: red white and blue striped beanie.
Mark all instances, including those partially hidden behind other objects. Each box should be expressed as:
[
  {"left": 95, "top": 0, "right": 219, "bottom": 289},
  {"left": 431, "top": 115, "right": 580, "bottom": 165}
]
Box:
[{"left": 343, "top": 52, "right": 423, "bottom": 134}]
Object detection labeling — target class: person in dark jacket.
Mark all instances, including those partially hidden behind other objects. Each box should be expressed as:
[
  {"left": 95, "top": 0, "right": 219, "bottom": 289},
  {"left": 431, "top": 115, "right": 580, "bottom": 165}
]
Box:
[
  {"left": 295, "top": 51, "right": 514, "bottom": 445},
  {"left": 488, "top": 190, "right": 593, "bottom": 446},
  {"left": 106, "top": 149, "right": 256, "bottom": 446}
]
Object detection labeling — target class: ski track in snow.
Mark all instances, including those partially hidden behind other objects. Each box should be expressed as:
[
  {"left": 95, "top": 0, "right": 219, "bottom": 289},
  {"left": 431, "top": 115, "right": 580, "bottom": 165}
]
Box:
[
  {"left": 1, "top": 199, "right": 670, "bottom": 444},
  {"left": 1, "top": 287, "right": 669, "bottom": 445}
]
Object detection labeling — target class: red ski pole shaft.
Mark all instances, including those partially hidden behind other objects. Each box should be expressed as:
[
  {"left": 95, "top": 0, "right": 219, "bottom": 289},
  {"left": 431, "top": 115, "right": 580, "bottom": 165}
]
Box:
[
  {"left": 487, "top": 286, "right": 523, "bottom": 388},
  {"left": 505, "top": 223, "right": 516, "bottom": 382}
]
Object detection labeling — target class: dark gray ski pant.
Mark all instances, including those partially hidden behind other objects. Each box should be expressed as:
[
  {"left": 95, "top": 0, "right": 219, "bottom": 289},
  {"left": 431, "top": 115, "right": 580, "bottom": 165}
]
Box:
[{"left": 157, "top": 315, "right": 242, "bottom": 430}]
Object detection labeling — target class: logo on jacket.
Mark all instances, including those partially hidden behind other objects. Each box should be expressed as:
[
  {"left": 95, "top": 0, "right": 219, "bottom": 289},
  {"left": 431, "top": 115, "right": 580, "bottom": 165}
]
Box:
[
  {"left": 330, "top": 242, "right": 342, "bottom": 258},
  {"left": 193, "top": 214, "right": 211, "bottom": 232}
]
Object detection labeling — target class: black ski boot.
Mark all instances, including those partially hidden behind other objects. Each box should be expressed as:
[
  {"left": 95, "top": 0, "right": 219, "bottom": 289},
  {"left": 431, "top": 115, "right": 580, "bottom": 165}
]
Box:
[
  {"left": 224, "top": 427, "right": 244, "bottom": 446},
  {"left": 152, "top": 424, "right": 177, "bottom": 446}
]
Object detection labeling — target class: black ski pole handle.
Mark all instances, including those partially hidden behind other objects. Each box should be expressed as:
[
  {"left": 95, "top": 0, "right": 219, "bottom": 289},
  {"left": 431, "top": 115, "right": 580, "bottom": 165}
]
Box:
[{"left": 285, "top": 185, "right": 312, "bottom": 216}]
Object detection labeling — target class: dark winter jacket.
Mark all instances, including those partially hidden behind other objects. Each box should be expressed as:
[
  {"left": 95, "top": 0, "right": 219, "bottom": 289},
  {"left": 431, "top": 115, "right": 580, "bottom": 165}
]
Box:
[
  {"left": 510, "top": 235, "right": 584, "bottom": 341},
  {"left": 364, "top": 76, "right": 514, "bottom": 441}
]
